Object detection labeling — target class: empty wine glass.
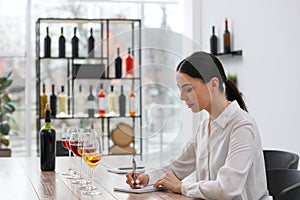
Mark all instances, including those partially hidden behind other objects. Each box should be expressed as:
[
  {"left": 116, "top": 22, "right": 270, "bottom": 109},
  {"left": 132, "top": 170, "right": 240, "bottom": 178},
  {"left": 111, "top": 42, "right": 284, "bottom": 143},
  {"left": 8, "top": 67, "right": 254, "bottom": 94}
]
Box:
[
  {"left": 61, "top": 126, "right": 75, "bottom": 176},
  {"left": 82, "top": 129, "right": 102, "bottom": 196}
]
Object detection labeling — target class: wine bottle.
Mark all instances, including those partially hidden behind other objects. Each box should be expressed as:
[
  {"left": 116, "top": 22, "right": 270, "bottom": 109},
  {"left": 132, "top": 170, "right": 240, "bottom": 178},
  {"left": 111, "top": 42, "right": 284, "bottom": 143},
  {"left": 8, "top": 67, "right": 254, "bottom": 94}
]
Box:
[
  {"left": 108, "top": 85, "right": 117, "bottom": 115},
  {"left": 129, "top": 84, "right": 136, "bottom": 116},
  {"left": 210, "top": 26, "right": 218, "bottom": 55},
  {"left": 119, "top": 85, "right": 126, "bottom": 117},
  {"left": 223, "top": 18, "right": 231, "bottom": 53},
  {"left": 88, "top": 27, "right": 95, "bottom": 57},
  {"left": 76, "top": 85, "right": 85, "bottom": 116},
  {"left": 44, "top": 27, "right": 51, "bottom": 58},
  {"left": 58, "top": 27, "right": 66, "bottom": 58},
  {"left": 87, "top": 85, "right": 95, "bottom": 118},
  {"left": 125, "top": 48, "right": 134, "bottom": 77},
  {"left": 40, "top": 103, "right": 56, "bottom": 171},
  {"left": 98, "top": 83, "right": 106, "bottom": 116},
  {"left": 40, "top": 83, "right": 48, "bottom": 118},
  {"left": 50, "top": 84, "right": 57, "bottom": 117},
  {"left": 72, "top": 27, "right": 79, "bottom": 58},
  {"left": 58, "top": 85, "right": 67, "bottom": 114},
  {"left": 115, "top": 47, "right": 122, "bottom": 78}
]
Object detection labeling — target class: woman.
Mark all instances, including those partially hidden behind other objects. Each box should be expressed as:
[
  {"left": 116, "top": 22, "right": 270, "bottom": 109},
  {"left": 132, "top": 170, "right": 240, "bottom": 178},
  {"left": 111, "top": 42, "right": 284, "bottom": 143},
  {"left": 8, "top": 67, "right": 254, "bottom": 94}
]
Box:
[{"left": 126, "top": 51, "right": 270, "bottom": 199}]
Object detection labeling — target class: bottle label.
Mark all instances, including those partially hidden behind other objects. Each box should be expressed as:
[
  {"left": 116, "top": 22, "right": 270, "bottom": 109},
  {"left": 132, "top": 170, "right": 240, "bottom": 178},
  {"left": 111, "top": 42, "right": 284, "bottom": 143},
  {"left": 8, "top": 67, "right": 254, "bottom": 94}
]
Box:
[
  {"left": 129, "top": 97, "right": 135, "bottom": 112},
  {"left": 98, "top": 97, "right": 106, "bottom": 110},
  {"left": 108, "top": 95, "right": 117, "bottom": 113},
  {"left": 88, "top": 100, "right": 95, "bottom": 109}
]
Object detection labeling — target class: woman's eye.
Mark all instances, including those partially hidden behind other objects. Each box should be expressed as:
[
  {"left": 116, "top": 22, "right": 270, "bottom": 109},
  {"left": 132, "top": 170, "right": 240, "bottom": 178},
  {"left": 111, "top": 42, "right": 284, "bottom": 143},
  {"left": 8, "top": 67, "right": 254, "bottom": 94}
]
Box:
[{"left": 186, "top": 88, "right": 192, "bottom": 93}]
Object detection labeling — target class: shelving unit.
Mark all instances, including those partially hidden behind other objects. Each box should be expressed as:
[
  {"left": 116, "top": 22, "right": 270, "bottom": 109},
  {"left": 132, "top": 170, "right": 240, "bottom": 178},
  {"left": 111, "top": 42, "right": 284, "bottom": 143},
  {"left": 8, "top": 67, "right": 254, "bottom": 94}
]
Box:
[
  {"left": 214, "top": 50, "right": 243, "bottom": 57},
  {"left": 36, "top": 18, "right": 142, "bottom": 156}
]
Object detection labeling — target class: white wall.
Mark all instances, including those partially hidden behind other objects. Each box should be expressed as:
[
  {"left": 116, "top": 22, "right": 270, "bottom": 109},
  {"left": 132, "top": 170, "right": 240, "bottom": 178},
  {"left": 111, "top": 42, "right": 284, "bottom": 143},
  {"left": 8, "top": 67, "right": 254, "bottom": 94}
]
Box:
[{"left": 199, "top": 0, "right": 300, "bottom": 154}]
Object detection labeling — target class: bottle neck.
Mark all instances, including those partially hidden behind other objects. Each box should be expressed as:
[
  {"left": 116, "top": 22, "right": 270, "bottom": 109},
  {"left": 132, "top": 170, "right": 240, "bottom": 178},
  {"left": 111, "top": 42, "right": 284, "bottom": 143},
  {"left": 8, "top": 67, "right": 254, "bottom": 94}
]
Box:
[
  {"left": 225, "top": 20, "right": 228, "bottom": 31},
  {"left": 89, "top": 86, "right": 93, "bottom": 95},
  {"left": 45, "top": 110, "right": 51, "bottom": 123}
]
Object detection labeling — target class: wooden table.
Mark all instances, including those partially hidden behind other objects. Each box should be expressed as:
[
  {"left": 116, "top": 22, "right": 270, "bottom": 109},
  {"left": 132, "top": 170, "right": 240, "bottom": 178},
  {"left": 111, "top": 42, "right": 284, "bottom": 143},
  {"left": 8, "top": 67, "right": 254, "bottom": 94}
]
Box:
[{"left": 0, "top": 156, "right": 197, "bottom": 200}]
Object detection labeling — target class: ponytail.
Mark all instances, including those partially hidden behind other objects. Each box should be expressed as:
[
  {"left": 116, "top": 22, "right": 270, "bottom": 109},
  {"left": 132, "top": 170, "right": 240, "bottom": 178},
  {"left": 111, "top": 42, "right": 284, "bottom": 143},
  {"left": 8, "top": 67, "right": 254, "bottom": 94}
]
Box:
[
  {"left": 177, "top": 51, "right": 248, "bottom": 112},
  {"left": 225, "top": 80, "right": 248, "bottom": 112}
]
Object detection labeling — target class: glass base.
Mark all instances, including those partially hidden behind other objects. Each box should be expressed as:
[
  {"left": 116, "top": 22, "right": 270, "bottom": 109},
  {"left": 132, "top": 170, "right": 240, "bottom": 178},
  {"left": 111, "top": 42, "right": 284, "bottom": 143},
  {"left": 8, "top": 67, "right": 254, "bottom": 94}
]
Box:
[
  {"left": 61, "top": 169, "right": 75, "bottom": 176},
  {"left": 82, "top": 190, "right": 101, "bottom": 196}
]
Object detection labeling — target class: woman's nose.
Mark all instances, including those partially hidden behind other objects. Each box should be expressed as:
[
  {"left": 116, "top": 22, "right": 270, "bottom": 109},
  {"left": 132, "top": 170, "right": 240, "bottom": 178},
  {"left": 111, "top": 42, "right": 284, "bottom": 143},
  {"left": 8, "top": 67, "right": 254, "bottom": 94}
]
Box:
[{"left": 180, "top": 92, "right": 187, "bottom": 101}]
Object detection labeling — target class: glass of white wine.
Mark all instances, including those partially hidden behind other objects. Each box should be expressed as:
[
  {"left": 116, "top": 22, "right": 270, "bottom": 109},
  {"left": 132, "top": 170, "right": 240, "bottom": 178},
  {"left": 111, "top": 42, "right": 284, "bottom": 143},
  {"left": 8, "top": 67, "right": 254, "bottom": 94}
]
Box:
[{"left": 82, "top": 129, "right": 102, "bottom": 196}]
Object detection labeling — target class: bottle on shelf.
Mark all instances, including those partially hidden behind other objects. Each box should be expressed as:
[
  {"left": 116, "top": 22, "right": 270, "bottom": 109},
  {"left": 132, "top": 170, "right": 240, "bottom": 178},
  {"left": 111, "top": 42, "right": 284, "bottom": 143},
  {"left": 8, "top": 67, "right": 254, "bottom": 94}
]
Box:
[
  {"left": 88, "top": 27, "right": 95, "bottom": 57},
  {"left": 50, "top": 84, "right": 57, "bottom": 117},
  {"left": 87, "top": 85, "right": 95, "bottom": 118},
  {"left": 223, "top": 18, "right": 231, "bottom": 54},
  {"left": 129, "top": 84, "right": 136, "bottom": 117},
  {"left": 40, "top": 103, "right": 56, "bottom": 171},
  {"left": 79, "top": 120, "right": 84, "bottom": 129},
  {"left": 119, "top": 85, "right": 126, "bottom": 117},
  {"left": 71, "top": 27, "right": 79, "bottom": 58},
  {"left": 75, "top": 85, "right": 85, "bottom": 116},
  {"left": 115, "top": 47, "right": 122, "bottom": 78},
  {"left": 44, "top": 27, "right": 51, "bottom": 58},
  {"left": 126, "top": 48, "right": 134, "bottom": 77},
  {"left": 210, "top": 26, "right": 218, "bottom": 55},
  {"left": 98, "top": 83, "right": 106, "bottom": 116},
  {"left": 58, "top": 85, "right": 67, "bottom": 115},
  {"left": 58, "top": 27, "right": 66, "bottom": 58},
  {"left": 108, "top": 85, "right": 117, "bottom": 115},
  {"left": 40, "top": 83, "right": 48, "bottom": 118}
]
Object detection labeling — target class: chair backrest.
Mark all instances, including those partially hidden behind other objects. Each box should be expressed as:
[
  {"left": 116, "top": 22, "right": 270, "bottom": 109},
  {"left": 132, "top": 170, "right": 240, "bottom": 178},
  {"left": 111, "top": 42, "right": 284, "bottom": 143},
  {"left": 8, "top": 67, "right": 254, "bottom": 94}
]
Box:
[
  {"left": 263, "top": 150, "right": 299, "bottom": 170},
  {"left": 267, "top": 169, "right": 300, "bottom": 200},
  {"left": 279, "top": 182, "right": 300, "bottom": 200}
]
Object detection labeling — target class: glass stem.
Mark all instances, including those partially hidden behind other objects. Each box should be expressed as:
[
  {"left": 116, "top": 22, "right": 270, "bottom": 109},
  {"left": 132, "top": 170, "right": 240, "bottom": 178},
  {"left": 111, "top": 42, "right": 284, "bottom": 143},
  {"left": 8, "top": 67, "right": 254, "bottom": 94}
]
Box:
[
  {"left": 80, "top": 157, "right": 83, "bottom": 179},
  {"left": 90, "top": 169, "right": 94, "bottom": 192}
]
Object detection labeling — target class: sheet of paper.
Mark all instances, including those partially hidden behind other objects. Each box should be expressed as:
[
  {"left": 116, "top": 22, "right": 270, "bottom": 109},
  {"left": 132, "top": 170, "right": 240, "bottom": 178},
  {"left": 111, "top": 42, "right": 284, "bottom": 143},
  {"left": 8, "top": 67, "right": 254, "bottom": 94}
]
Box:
[{"left": 114, "top": 185, "right": 167, "bottom": 194}]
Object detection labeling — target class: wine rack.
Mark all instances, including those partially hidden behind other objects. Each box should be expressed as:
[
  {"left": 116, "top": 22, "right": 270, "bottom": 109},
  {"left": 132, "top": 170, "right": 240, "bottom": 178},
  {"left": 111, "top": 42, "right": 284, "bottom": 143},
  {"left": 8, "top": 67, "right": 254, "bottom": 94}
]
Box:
[{"left": 36, "top": 18, "right": 142, "bottom": 156}]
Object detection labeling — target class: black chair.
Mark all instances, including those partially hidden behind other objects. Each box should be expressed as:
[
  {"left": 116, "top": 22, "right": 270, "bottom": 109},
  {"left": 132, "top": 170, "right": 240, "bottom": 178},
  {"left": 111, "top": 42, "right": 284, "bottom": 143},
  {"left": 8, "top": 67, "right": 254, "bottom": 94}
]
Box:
[
  {"left": 266, "top": 169, "right": 300, "bottom": 200},
  {"left": 263, "top": 150, "right": 299, "bottom": 170},
  {"left": 279, "top": 182, "right": 300, "bottom": 200}
]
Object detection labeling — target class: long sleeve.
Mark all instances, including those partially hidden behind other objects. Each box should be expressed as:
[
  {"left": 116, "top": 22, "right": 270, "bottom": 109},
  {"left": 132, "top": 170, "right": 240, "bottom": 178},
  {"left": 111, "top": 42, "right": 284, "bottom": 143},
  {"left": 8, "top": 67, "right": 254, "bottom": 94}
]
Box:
[
  {"left": 146, "top": 132, "right": 198, "bottom": 185},
  {"left": 181, "top": 122, "right": 257, "bottom": 199},
  {"left": 146, "top": 101, "right": 270, "bottom": 199}
]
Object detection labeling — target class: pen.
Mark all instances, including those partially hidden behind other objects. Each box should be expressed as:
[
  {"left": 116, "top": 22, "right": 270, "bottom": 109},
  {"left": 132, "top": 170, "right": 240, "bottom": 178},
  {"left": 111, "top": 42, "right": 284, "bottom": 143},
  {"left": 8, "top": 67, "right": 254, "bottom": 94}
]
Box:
[
  {"left": 132, "top": 156, "right": 137, "bottom": 189},
  {"left": 118, "top": 166, "right": 144, "bottom": 170}
]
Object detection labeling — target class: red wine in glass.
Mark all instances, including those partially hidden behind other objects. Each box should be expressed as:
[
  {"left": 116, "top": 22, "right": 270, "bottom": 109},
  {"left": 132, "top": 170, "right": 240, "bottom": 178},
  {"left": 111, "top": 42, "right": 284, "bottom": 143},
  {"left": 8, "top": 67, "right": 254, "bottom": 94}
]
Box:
[
  {"left": 61, "top": 139, "right": 70, "bottom": 150},
  {"left": 70, "top": 141, "right": 83, "bottom": 157}
]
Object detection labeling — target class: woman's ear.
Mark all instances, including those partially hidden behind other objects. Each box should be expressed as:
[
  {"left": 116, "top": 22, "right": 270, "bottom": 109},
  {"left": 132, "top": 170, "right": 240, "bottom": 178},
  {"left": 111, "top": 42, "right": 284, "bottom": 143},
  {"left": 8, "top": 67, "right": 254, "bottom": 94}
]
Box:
[{"left": 209, "top": 77, "right": 220, "bottom": 90}]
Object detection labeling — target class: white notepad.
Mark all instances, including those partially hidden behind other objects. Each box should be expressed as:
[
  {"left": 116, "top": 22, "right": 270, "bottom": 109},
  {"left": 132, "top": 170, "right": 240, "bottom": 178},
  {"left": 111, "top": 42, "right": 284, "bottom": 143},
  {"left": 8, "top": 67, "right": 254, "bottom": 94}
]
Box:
[{"left": 114, "top": 185, "right": 167, "bottom": 194}]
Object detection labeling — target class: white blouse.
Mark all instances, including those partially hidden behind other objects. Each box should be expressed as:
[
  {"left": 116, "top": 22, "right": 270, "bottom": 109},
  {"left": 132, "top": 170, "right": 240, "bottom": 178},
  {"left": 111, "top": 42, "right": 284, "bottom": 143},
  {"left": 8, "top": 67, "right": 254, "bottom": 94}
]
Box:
[{"left": 147, "top": 101, "right": 271, "bottom": 200}]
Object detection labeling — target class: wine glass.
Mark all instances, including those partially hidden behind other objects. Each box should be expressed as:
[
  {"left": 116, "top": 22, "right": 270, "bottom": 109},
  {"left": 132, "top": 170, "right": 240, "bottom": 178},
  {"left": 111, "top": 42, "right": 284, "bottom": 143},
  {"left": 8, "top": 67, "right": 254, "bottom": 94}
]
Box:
[
  {"left": 82, "top": 129, "right": 102, "bottom": 196},
  {"left": 61, "top": 126, "right": 75, "bottom": 176},
  {"left": 69, "top": 127, "right": 83, "bottom": 183}
]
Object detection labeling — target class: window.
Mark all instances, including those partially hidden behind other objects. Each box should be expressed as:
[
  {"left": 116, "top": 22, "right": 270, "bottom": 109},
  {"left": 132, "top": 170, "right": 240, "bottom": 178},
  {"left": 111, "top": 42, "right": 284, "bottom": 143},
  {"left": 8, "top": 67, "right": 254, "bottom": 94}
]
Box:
[{"left": 1, "top": 0, "right": 191, "bottom": 160}]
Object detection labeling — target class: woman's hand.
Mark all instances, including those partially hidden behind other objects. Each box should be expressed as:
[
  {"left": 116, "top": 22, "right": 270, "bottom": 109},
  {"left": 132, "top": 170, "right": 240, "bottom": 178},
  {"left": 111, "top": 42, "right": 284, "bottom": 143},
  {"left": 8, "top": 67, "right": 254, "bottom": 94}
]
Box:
[
  {"left": 154, "top": 171, "right": 182, "bottom": 193},
  {"left": 126, "top": 172, "right": 149, "bottom": 189}
]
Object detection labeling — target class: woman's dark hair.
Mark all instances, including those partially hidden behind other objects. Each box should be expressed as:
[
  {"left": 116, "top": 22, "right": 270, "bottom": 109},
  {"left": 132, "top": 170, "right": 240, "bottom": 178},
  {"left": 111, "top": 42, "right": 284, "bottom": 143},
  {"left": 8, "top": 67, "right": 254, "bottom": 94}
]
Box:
[{"left": 176, "top": 51, "right": 248, "bottom": 112}]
